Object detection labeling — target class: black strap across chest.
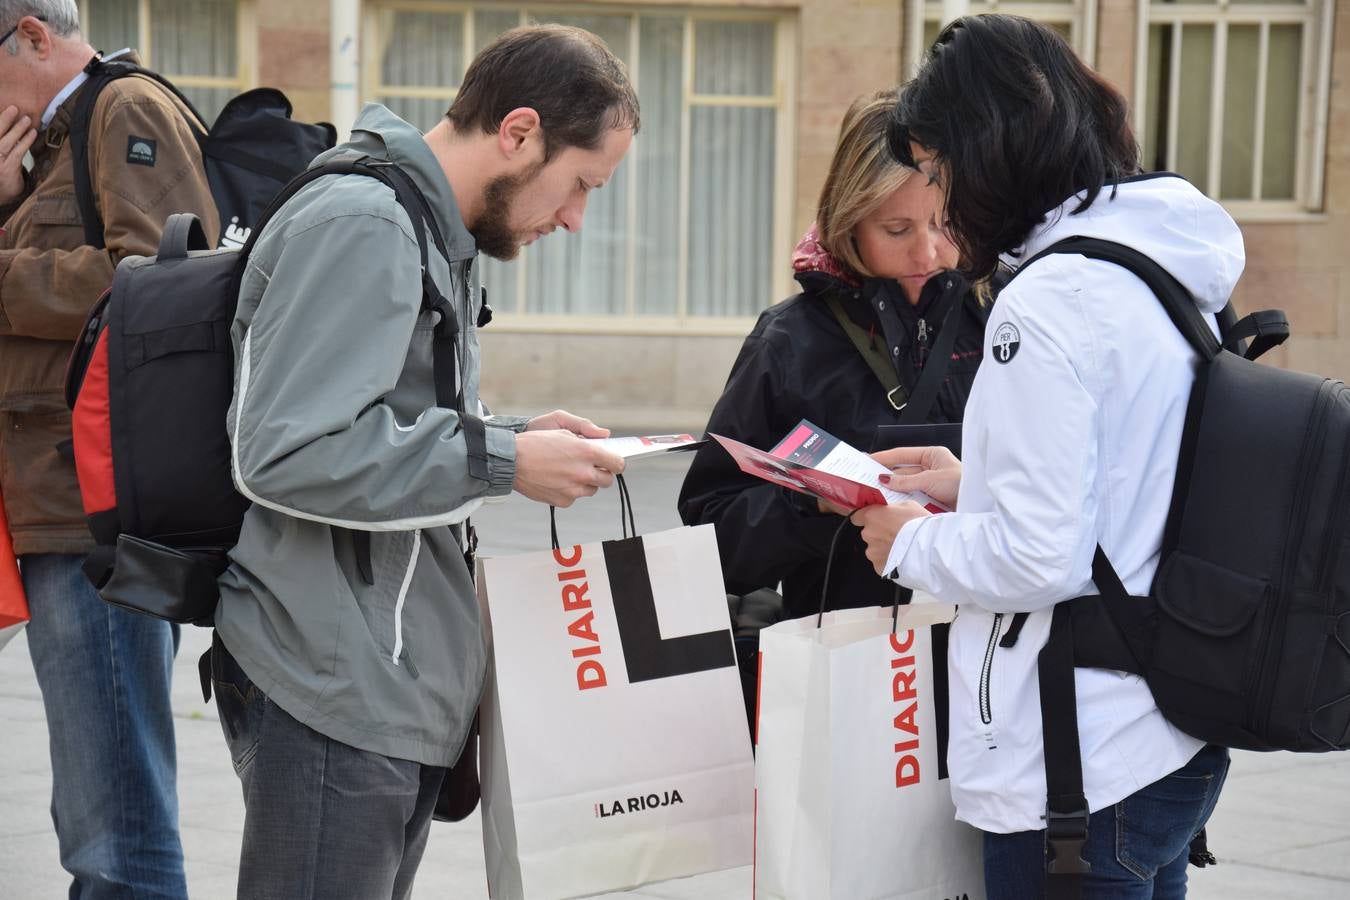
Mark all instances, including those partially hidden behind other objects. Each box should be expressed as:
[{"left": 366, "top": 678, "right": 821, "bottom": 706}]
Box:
[
  {"left": 824, "top": 285, "right": 963, "bottom": 423},
  {"left": 237, "top": 157, "right": 490, "bottom": 483},
  {"left": 68, "top": 55, "right": 208, "bottom": 249}
]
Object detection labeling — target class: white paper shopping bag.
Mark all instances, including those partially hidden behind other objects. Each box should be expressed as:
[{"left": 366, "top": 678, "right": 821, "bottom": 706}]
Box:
[
  {"left": 755, "top": 604, "right": 985, "bottom": 900},
  {"left": 478, "top": 523, "right": 755, "bottom": 900}
]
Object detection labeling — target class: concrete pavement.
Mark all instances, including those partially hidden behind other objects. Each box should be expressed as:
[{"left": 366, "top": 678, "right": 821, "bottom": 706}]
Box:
[{"left": 2, "top": 454, "right": 1348, "bottom": 898}]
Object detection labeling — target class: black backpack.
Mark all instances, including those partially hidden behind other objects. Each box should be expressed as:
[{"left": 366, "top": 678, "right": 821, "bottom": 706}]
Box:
[
  {"left": 63, "top": 158, "right": 489, "bottom": 625},
  {"left": 1002, "top": 237, "right": 1349, "bottom": 890},
  {"left": 68, "top": 53, "right": 337, "bottom": 250}
]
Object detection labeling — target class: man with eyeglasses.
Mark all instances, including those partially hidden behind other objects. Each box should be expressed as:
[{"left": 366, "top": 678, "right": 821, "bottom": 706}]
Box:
[{"left": 0, "top": 2, "right": 216, "bottom": 896}]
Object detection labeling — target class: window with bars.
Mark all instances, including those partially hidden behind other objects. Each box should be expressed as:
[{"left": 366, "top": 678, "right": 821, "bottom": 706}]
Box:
[
  {"left": 78, "top": 0, "right": 252, "bottom": 124},
  {"left": 1138, "top": 0, "right": 1333, "bottom": 215},
  {"left": 364, "top": 3, "right": 796, "bottom": 322},
  {"left": 907, "top": 1, "right": 1098, "bottom": 74}
]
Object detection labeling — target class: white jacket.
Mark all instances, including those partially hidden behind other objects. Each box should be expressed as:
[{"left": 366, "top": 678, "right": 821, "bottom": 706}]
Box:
[{"left": 884, "top": 174, "right": 1245, "bottom": 833}]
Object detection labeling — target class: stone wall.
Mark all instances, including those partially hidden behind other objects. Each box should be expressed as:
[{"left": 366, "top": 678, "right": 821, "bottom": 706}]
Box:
[
  {"left": 254, "top": 0, "right": 330, "bottom": 127},
  {"left": 1233, "top": 0, "right": 1350, "bottom": 381}
]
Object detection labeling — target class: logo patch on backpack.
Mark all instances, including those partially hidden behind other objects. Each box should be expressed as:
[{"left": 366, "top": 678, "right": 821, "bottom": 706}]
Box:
[
  {"left": 126, "top": 136, "right": 157, "bottom": 167},
  {"left": 992, "top": 322, "right": 1021, "bottom": 364}
]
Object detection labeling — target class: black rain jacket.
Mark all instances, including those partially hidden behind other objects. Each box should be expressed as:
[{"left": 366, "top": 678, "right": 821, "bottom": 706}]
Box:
[{"left": 678, "top": 267, "right": 994, "bottom": 619}]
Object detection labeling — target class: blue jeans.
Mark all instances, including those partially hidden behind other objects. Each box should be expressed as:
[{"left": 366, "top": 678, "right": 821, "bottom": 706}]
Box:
[
  {"left": 984, "top": 744, "right": 1230, "bottom": 899},
  {"left": 211, "top": 636, "right": 443, "bottom": 900},
  {"left": 22, "top": 554, "right": 186, "bottom": 899}
]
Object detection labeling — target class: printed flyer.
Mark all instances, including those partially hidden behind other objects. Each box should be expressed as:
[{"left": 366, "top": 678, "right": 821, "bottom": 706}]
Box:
[
  {"left": 589, "top": 433, "right": 704, "bottom": 459},
  {"left": 710, "top": 420, "right": 947, "bottom": 513}
]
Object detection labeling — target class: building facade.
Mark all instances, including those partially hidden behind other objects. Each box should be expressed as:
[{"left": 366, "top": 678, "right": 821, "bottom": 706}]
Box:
[{"left": 82, "top": 0, "right": 1349, "bottom": 427}]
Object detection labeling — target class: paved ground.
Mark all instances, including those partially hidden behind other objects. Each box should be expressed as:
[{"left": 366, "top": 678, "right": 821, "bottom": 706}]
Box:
[{"left": 3, "top": 454, "right": 1348, "bottom": 898}]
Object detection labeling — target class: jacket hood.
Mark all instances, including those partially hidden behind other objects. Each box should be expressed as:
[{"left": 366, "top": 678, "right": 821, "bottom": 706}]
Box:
[
  {"left": 1015, "top": 174, "right": 1245, "bottom": 315},
  {"left": 792, "top": 224, "right": 861, "bottom": 288}
]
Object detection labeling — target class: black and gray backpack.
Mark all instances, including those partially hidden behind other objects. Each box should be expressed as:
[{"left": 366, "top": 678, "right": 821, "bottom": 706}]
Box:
[{"left": 63, "top": 159, "right": 489, "bottom": 626}]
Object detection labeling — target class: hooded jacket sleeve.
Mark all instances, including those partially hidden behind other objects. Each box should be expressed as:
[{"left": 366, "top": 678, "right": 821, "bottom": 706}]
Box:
[
  {"left": 678, "top": 327, "right": 861, "bottom": 594},
  {"left": 885, "top": 262, "right": 1101, "bottom": 612},
  {"left": 0, "top": 80, "right": 217, "bottom": 340},
  {"left": 228, "top": 206, "right": 515, "bottom": 531}
]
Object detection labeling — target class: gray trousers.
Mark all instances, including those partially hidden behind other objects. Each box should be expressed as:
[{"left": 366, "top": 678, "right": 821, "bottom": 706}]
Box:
[{"left": 211, "top": 636, "right": 444, "bottom": 900}]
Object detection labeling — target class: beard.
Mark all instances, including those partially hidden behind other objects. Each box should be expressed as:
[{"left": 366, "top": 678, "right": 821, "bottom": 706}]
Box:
[{"left": 472, "top": 162, "right": 544, "bottom": 261}]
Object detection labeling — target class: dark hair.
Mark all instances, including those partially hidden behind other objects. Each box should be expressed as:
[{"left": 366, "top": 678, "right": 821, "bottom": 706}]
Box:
[
  {"left": 888, "top": 14, "right": 1139, "bottom": 280},
  {"left": 448, "top": 24, "right": 640, "bottom": 161}
]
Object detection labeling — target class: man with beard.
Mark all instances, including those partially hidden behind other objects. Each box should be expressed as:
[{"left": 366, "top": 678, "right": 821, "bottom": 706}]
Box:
[{"left": 209, "top": 25, "right": 637, "bottom": 897}]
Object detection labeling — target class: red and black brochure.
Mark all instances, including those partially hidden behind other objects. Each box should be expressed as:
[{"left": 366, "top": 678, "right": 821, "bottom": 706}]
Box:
[{"left": 710, "top": 420, "right": 947, "bottom": 513}]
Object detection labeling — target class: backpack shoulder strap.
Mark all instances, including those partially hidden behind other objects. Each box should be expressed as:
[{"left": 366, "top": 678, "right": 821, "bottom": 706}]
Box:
[
  {"left": 1039, "top": 601, "right": 1092, "bottom": 893},
  {"left": 69, "top": 55, "right": 209, "bottom": 249},
  {"left": 1016, "top": 236, "right": 1221, "bottom": 361},
  {"left": 364, "top": 162, "right": 486, "bottom": 478},
  {"left": 69, "top": 58, "right": 131, "bottom": 248},
  {"left": 1037, "top": 546, "right": 1144, "bottom": 899},
  {"left": 237, "top": 158, "right": 490, "bottom": 483},
  {"left": 246, "top": 155, "right": 446, "bottom": 273}
]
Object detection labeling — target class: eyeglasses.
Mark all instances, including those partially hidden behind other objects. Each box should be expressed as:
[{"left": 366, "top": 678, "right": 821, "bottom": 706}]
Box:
[{"left": 0, "top": 16, "right": 45, "bottom": 48}]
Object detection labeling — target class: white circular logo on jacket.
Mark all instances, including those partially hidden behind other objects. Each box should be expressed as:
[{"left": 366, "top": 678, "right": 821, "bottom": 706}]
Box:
[{"left": 992, "top": 323, "right": 1021, "bottom": 364}]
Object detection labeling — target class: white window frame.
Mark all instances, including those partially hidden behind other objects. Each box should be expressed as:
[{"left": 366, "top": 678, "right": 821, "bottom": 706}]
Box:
[
  {"left": 362, "top": 1, "right": 798, "bottom": 335},
  {"left": 907, "top": 0, "right": 1098, "bottom": 76},
  {"left": 1134, "top": 0, "right": 1334, "bottom": 221},
  {"left": 77, "top": 0, "right": 258, "bottom": 102}
]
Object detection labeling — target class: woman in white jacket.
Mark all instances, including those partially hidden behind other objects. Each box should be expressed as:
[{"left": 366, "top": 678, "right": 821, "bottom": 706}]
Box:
[{"left": 853, "top": 15, "right": 1240, "bottom": 898}]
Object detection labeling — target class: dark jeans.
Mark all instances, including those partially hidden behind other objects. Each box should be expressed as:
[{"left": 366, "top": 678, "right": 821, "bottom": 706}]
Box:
[
  {"left": 984, "top": 744, "right": 1230, "bottom": 899},
  {"left": 210, "top": 636, "right": 445, "bottom": 900},
  {"left": 22, "top": 553, "right": 186, "bottom": 899}
]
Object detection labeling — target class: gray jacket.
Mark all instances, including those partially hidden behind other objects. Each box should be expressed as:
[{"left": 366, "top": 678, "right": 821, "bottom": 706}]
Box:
[{"left": 215, "top": 104, "right": 528, "bottom": 766}]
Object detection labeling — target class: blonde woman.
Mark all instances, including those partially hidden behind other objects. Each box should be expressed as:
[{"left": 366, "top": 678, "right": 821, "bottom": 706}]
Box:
[{"left": 679, "top": 88, "right": 996, "bottom": 624}]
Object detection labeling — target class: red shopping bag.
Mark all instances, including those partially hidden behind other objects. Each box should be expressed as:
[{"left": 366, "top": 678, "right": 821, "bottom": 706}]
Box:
[{"left": 0, "top": 490, "right": 30, "bottom": 648}]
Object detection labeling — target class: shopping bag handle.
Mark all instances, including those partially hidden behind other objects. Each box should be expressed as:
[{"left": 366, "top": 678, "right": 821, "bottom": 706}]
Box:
[
  {"left": 815, "top": 515, "right": 905, "bottom": 634},
  {"left": 548, "top": 473, "right": 637, "bottom": 550},
  {"left": 616, "top": 474, "right": 636, "bottom": 537}
]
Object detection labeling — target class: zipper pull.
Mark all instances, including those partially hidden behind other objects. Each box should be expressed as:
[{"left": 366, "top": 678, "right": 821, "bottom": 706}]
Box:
[
  {"left": 917, "top": 318, "right": 929, "bottom": 344},
  {"left": 82, "top": 313, "right": 102, "bottom": 348}
]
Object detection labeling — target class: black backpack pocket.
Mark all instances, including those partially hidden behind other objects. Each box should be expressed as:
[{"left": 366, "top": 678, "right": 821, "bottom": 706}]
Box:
[
  {"left": 98, "top": 535, "right": 229, "bottom": 625},
  {"left": 1150, "top": 551, "right": 1269, "bottom": 746}
]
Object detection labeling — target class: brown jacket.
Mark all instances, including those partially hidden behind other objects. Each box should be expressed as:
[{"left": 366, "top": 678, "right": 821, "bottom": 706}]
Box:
[{"left": 0, "top": 59, "right": 218, "bottom": 555}]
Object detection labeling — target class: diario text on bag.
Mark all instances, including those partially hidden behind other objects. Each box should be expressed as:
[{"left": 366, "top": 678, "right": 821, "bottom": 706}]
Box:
[
  {"left": 754, "top": 603, "right": 984, "bottom": 900},
  {"left": 478, "top": 519, "right": 754, "bottom": 899}
]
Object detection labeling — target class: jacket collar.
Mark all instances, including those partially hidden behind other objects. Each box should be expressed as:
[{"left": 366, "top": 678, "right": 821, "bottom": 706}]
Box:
[
  {"left": 42, "top": 71, "right": 87, "bottom": 130},
  {"left": 798, "top": 266, "right": 960, "bottom": 323},
  {"left": 791, "top": 224, "right": 861, "bottom": 288},
  {"left": 324, "top": 103, "right": 477, "bottom": 262},
  {"left": 40, "top": 51, "right": 146, "bottom": 152}
]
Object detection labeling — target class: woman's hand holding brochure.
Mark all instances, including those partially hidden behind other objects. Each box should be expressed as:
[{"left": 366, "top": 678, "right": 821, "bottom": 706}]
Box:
[
  {"left": 849, "top": 445, "right": 963, "bottom": 575},
  {"left": 850, "top": 502, "right": 931, "bottom": 575},
  {"left": 873, "top": 445, "right": 962, "bottom": 510}
]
